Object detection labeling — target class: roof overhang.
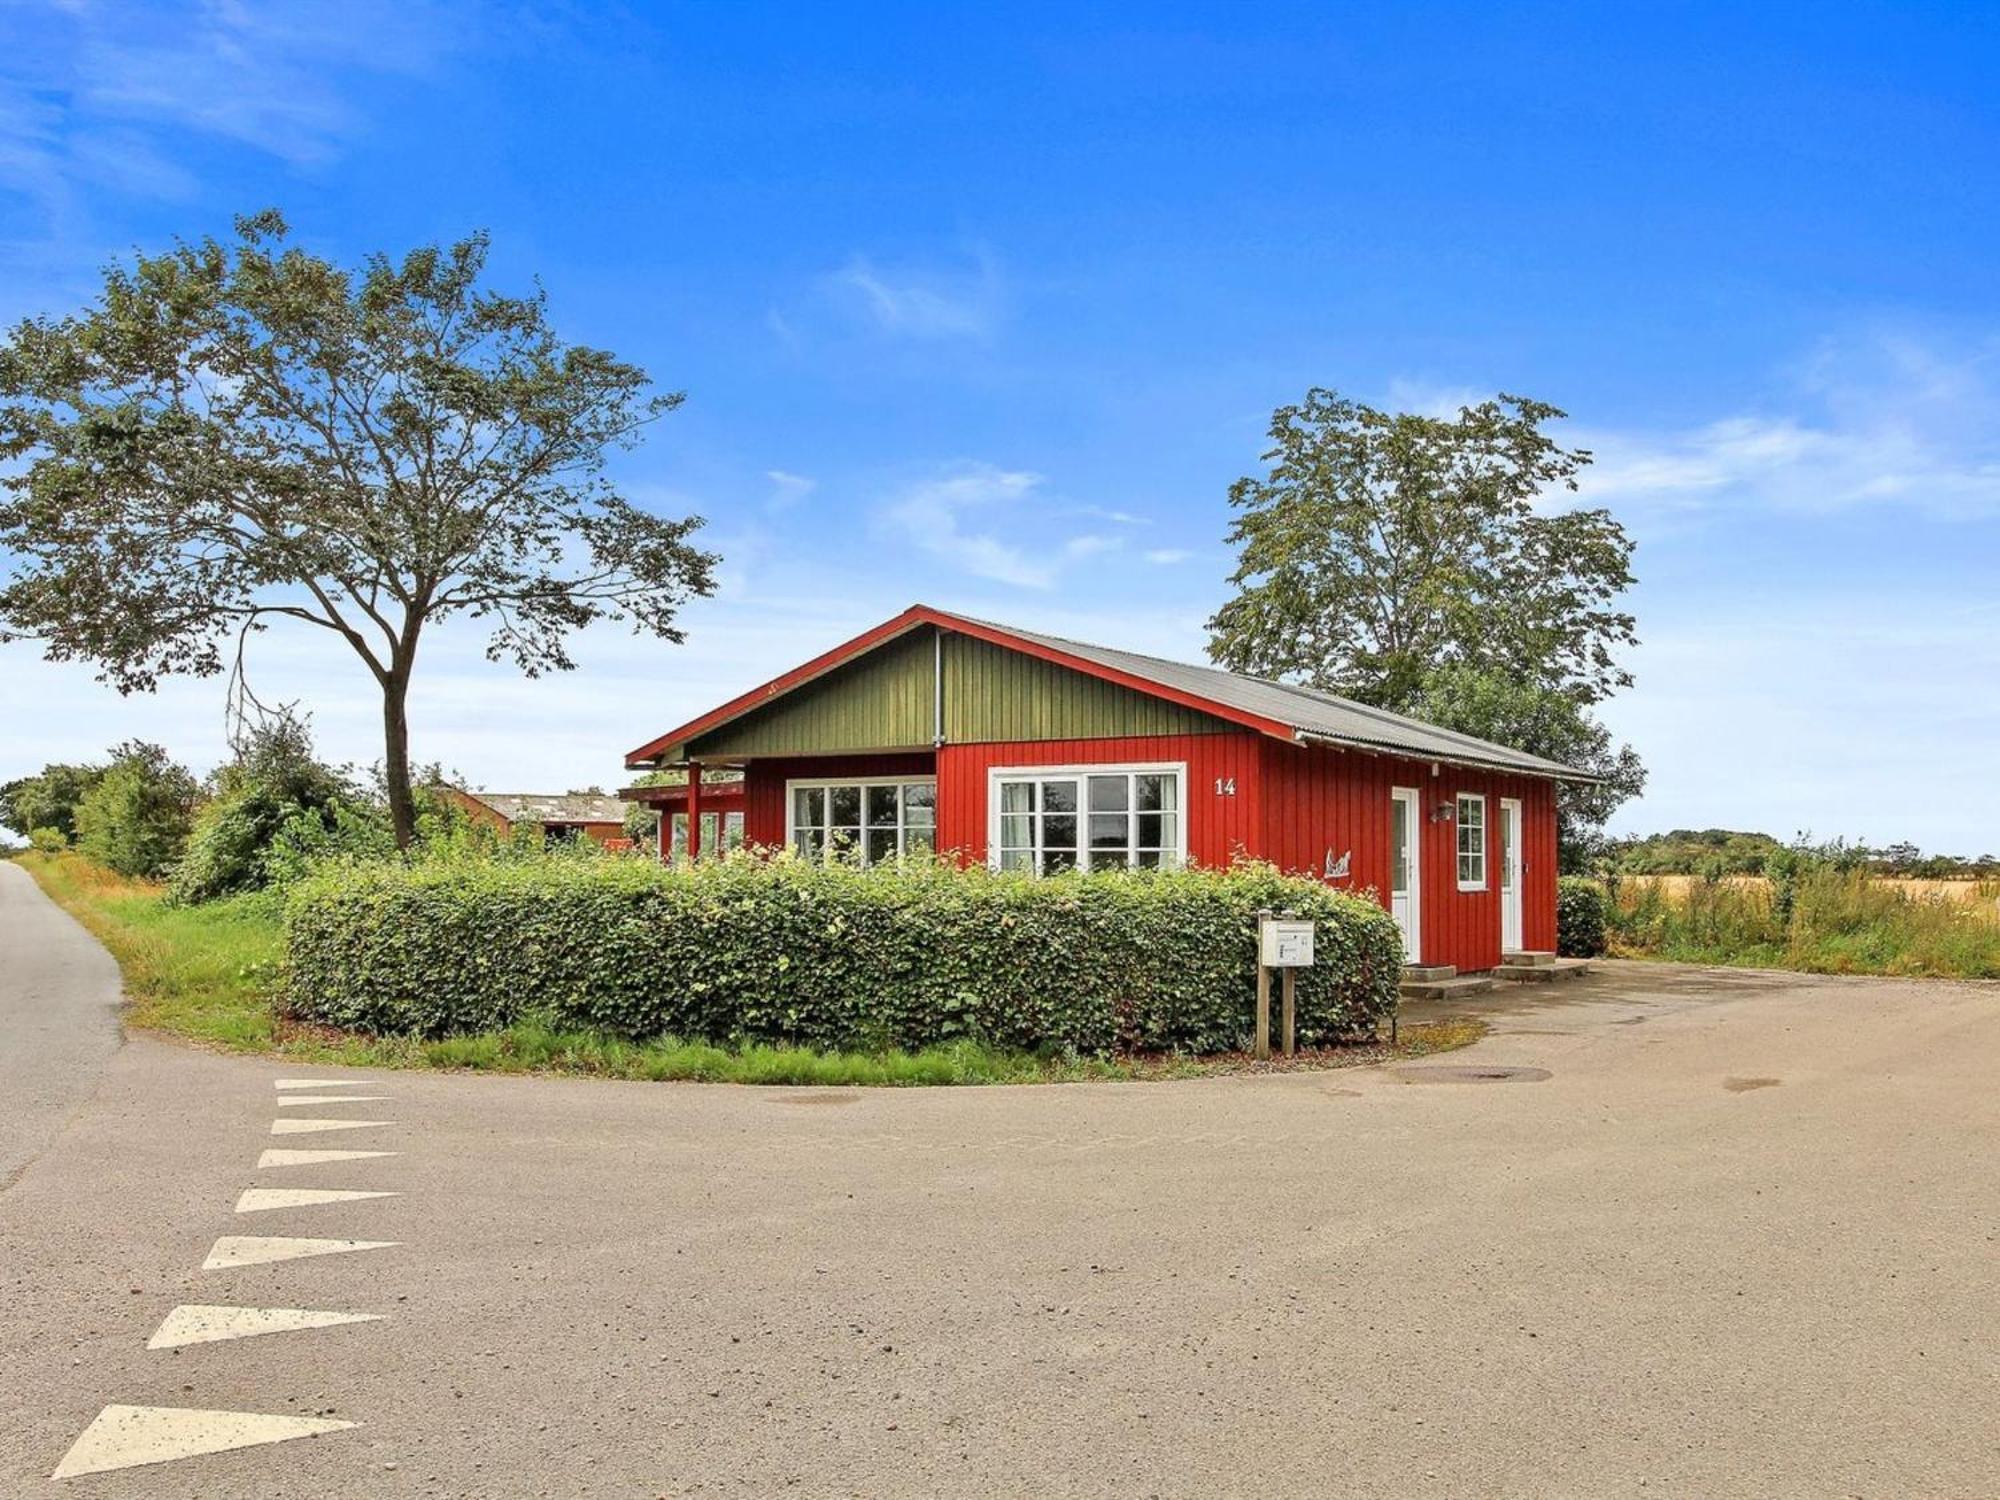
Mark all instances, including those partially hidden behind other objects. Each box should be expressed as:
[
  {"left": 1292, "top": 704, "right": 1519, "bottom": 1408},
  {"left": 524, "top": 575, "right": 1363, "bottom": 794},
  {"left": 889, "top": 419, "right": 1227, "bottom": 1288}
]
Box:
[{"left": 1294, "top": 731, "right": 1604, "bottom": 784}]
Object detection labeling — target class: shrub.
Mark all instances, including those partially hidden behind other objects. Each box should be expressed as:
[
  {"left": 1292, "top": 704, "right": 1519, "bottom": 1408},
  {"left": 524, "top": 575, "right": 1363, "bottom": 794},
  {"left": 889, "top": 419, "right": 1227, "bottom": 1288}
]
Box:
[
  {"left": 283, "top": 854, "right": 1404, "bottom": 1054},
  {"left": 2, "top": 763, "right": 107, "bottom": 844},
  {"left": 1556, "top": 876, "right": 1607, "bottom": 957},
  {"left": 170, "top": 716, "right": 364, "bottom": 904},
  {"left": 72, "top": 741, "right": 198, "bottom": 880},
  {"left": 29, "top": 826, "right": 67, "bottom": 854}
]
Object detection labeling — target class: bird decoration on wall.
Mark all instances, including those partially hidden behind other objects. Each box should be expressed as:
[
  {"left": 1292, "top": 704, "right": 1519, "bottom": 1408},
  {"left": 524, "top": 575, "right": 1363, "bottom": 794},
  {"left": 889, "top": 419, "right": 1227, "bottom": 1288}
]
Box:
[{"left": 1323, "top": 848, "right": 1351, "bottom": 881}]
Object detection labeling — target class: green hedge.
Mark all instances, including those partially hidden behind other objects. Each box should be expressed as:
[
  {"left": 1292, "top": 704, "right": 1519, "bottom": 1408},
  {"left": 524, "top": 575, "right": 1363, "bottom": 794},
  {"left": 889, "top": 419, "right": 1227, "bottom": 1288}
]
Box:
[
  {"left": 282, "top": 855, "right": 1403, "bottom": 1055},
  {"left": 1557, "top": 876, "right": 1608, "bottom": 957}
]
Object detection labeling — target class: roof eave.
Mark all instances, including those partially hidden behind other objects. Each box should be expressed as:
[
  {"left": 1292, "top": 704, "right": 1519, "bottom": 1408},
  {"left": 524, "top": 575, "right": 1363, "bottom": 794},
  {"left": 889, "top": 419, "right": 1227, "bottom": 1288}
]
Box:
[{"left": 1292, "top": 730, "right": 1601, "bottom": 783}]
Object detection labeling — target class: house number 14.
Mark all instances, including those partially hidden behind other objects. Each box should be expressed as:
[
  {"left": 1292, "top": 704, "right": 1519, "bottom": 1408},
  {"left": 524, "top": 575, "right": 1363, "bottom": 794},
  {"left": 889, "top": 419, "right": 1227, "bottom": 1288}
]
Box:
[{"left": 1214, "top": 777, "right": 1237, "bottom": 796}]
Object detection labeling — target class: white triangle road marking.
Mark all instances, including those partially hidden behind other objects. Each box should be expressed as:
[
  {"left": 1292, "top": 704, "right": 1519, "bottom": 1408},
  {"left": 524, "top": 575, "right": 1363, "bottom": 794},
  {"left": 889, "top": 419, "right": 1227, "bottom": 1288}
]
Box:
[
  {"left": 275, "top": 1095, "right": 390, "bottom": 1107},
  {"left": 258, "top": 1148, "right": 399, "bottom": 1168},
  {"left": 52, "top": 1404, "right": 356, "bottom": 1479},
  {"left": 202, "top": 1236, "right": 398, "bottom": 1270},
  {"left": 270, "top": 1118, "right": 391, "bottom": 1136},
  {"left": 274, "top": 1078, "right": 374, "bottom": 1090},
  {"left": 234, "top": 1188, "right": 399, "bottom": 1213},
  {"left": 147, "top": 1304, "right": 385, "bottom": 1350}
]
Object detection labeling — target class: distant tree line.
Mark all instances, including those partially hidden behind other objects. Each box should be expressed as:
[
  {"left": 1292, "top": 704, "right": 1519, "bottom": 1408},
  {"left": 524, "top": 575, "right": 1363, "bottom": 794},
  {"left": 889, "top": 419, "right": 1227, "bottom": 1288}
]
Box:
[{"left": 1608, "top": 828, "right": 2000, "bottom": 880}]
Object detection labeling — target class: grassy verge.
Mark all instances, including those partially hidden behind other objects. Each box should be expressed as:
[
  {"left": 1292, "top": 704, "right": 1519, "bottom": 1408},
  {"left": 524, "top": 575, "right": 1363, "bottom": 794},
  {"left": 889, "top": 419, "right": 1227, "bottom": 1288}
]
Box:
[{"left": 15, "top": 850, "right": 1475, "bottom": 1084}]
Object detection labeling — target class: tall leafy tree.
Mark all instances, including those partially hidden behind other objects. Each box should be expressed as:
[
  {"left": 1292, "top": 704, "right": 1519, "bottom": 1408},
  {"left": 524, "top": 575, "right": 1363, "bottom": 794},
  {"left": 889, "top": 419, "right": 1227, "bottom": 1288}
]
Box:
[
  {"left": 1208, "top": 388, "right": 1636, "bottom": 708},
  {"left": 1209, "top": 388, "right": 1644, "bottom": 858},
  {"left": 0, "top": 212, "right": 717, "bottom": 845}
]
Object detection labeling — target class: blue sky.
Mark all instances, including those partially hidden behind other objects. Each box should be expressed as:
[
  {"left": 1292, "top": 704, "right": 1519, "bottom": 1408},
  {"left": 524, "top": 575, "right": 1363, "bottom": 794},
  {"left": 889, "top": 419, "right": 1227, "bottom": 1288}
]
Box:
[{"left": 3, "top": 1, "right": 1997, "bottom": 850}]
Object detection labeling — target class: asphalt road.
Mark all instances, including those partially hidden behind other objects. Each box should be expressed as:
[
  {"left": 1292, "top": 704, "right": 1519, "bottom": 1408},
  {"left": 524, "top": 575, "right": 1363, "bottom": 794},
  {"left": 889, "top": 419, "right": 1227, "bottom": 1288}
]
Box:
[
  {"left": 1, "top": 864, "right": 1996, "bottom": 1497},
  {"left": 0, "top": 862, "right": 122, "bottom": 1191}
]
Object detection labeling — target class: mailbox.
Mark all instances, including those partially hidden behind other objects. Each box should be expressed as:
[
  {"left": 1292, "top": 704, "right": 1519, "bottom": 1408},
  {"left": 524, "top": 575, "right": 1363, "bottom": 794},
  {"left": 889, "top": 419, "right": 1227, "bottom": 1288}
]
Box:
[{"left": 1259, "top": 918, "right": 1315, "bottom": 968}]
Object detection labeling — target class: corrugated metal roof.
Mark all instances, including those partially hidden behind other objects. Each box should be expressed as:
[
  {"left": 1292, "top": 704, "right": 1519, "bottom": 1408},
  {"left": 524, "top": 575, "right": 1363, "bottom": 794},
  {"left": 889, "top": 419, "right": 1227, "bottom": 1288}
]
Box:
[
  {"left": 468, "top": 791, "right": 629, "bottom": 824},
  {"left": 954, "top": 613, "right": 1593, "bottom": 780}
]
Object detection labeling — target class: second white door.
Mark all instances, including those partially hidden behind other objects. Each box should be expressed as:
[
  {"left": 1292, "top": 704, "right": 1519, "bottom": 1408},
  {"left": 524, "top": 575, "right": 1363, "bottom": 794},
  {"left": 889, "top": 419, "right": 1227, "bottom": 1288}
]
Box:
[{"left": 1499, "top": 797, "right": 1523, "bottom": 952}]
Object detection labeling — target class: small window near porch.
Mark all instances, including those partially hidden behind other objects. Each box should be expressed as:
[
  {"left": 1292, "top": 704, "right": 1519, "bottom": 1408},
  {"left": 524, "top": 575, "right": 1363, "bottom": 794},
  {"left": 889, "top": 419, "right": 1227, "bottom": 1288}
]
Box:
[
  {"left": 1456, "top": 794, "right": 1487, "bottom": 889},
  {"left": 787, "top": 779, "right": 935, "bottom": 865}
]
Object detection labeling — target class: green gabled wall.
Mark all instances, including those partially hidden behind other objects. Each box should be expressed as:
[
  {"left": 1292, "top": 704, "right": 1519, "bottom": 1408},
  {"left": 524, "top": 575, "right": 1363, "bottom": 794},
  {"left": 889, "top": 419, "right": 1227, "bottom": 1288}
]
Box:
[
  {"left": 686, "top": 627, "right": 937, "bottom": 758},
  {"left": 941, "top": 633, "right": 1231, "bottom": 741},
  {"left": 683, "top": 626, "right": 1236, "bottom": 760}
]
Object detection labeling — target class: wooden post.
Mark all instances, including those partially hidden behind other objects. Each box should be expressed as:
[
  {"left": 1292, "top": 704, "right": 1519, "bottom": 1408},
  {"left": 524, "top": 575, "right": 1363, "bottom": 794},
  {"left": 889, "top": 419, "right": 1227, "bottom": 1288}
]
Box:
[
  {"left": 686, "top": 762, "right": 704, "bottom": 861},
  {"left": 1282, "top": 969, "right": 1296, "bottom": 1058},
  {"left": 1255, "top": 963, "right": 1271, "bottom": 1060}
]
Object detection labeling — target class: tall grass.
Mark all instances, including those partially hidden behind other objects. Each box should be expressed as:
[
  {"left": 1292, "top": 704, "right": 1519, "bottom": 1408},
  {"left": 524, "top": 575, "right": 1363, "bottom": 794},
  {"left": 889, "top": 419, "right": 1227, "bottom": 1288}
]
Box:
[{"left": 1609, "top": 866, "right": 2000, "bottom": 979}]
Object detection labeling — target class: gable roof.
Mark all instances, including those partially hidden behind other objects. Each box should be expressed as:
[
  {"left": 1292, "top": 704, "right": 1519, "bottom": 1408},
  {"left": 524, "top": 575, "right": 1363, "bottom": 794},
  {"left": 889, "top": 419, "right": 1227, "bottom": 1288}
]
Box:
[{"left": 626, "top": 605, "right": 1595, "bottom": 781}]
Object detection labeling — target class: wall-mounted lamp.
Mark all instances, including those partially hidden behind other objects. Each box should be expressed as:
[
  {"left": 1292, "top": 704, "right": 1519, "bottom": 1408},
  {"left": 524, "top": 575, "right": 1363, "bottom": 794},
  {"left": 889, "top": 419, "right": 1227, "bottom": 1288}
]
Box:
[{"left": 1432, "top": 801, "right": 1456, "bottom": 823}]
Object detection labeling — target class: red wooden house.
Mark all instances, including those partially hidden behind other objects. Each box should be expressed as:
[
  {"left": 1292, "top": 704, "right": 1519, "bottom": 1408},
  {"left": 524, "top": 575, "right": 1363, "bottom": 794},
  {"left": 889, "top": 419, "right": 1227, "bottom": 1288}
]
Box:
[{"left": 624, "top": 605, "right": 1590, "bottom": 971}]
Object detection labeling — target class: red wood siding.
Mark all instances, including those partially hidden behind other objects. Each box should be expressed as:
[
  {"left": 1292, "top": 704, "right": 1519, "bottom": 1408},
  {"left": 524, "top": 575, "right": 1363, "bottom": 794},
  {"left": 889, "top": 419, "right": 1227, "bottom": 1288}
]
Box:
[
  {"left": 734, "top": 737, "right": 1559, "bottom": 971},
  {"left": 739, "top": 753, "right": 937, "bottom": 847},
  {"left": 1257, "top": 741, "right": 1558, "bottom": 970},
  {"left": 936, "top": 734, "right": 1262, "bottom": 866}
]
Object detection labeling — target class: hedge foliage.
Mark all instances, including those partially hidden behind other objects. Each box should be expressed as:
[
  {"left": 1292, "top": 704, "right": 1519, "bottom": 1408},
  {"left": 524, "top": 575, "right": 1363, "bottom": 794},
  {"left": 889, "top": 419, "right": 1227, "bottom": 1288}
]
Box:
[
  {"left": 1557, "top": 876, "right": 1608, "bottom": 957},
  {"left": 282, "top": 854, "right": 1404, "bottom": 1055}
]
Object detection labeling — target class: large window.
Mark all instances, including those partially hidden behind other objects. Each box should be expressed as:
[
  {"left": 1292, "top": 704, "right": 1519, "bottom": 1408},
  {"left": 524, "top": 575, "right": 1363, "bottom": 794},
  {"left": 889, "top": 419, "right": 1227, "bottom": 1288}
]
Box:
[
  {"left": 990, "top": 765, "right": 1183, "bottom": 873},
  {"left": 1456, "top": 793, "right": 1487, "bottom": 889},
  {"left": 788, "top": 778, "right": 936, "bottom": 865}
]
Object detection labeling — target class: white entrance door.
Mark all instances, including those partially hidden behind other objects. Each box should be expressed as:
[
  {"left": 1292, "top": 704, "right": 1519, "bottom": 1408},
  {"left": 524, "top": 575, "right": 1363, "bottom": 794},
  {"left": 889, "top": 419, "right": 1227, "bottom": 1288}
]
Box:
[
  {"left": 1499, "top": 797, "right": 1524, "bottom": 953},
  {"left": 1390, "top": 787, "right": 1421, "bottom": 962}
]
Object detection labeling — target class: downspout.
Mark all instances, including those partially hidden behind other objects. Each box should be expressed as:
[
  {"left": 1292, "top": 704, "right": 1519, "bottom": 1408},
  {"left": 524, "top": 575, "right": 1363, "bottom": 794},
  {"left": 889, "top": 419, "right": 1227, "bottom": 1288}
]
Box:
[{"left": 932, "top": 627, "right": 945, "bottom": 748}]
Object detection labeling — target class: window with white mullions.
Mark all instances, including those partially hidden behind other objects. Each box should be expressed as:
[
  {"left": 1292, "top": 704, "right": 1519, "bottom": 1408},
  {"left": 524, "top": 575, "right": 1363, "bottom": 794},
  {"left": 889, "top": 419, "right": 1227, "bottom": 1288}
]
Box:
[
  {"left": 992, "top": 766, "right": 1182, "bottom": 873},
  {"left": 1456, "top": 793, "right": 1487, "bottom": 889},
  {"left": 788, "top": 778, "right": 935, "bottom": 865}
]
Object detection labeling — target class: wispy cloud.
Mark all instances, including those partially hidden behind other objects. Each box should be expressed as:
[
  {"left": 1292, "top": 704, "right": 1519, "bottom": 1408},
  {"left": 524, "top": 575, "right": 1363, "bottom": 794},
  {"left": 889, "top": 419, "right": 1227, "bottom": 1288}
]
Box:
[
  {"left": 764, "top": 469, "right": 816, "bottom": 510},
  {"left": 1143, "top": 547, "right": 1193, "bottom": 565},
  {"left": 0, "top": 0, "right": 472, "bottom": 221},
  {"left": 828, "top": 249, "right": 1001, "bottom": 341},
  {"left": 878, "top": 463, "right": 1118, "bottom": 589},
  {"left": 1577, "top": 333, "right": 2000, "bottom": 521}
]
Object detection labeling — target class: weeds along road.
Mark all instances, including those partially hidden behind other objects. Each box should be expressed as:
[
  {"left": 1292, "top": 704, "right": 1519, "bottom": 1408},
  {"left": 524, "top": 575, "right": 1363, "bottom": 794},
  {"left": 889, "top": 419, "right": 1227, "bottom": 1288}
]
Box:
[{"left": 1, "top": 858, "right": 1996, "bottom": 1497}]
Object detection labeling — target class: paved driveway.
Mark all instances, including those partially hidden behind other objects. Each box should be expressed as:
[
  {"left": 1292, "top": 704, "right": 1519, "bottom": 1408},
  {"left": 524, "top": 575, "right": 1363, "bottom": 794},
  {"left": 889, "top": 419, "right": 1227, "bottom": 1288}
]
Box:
[{"left": 2, "top": 866, "right": 1995, "bottom": 1497}]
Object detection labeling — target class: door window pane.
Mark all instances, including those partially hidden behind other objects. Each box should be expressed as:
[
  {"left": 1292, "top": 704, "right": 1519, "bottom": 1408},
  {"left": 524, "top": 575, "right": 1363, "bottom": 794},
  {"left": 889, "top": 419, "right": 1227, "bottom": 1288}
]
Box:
[{"left": 1392, "top": 800, "right": 1410, "bottom": 892}]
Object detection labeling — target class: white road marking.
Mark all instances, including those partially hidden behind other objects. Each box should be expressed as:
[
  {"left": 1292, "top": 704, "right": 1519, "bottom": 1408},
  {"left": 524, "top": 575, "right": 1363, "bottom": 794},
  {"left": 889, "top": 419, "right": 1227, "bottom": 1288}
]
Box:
[
  {"left": 234, "top": 1188, "right": 399, "bottom": 1213},
  {"left": 275, "top": 1095, "right": 390, "bottom": 1107},
  {"left": 52, "top": 1404, "right": 356, "bottom": 1479},
  {"left": 274, "top": 1078, "right": 373, "bottom": 1090},
  {"left": 202, "top": 1236, "right": 398, "bottom": 1269},
  {"left": 146, "top": 1304, "right": 385, "bottom": 1350},
  {"left": 257, "top": 1148, "right": 399, "bottom": 1168},
  {"left": 270, "top": 1117, "right": 391, "bottom": 1136}
]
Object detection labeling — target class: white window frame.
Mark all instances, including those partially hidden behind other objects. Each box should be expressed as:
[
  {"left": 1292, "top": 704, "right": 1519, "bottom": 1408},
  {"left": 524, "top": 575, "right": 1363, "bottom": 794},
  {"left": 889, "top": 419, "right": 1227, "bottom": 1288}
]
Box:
[
  {"left": 668, "top": 808, "right": 746, "bottom": 861},
  {"left": 1456, "top": 792, "right": 1488, "bottom": 891},
  {"left": 984, "top": 761, "right": 1189, "bottom": 874},
  {"left": 783, "top": 775, "right": 937, "bottom": 865}
]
